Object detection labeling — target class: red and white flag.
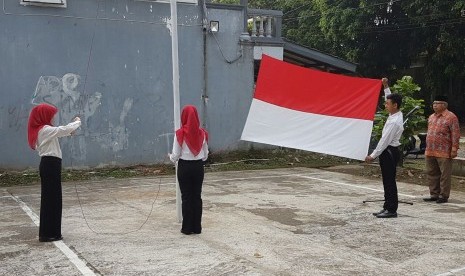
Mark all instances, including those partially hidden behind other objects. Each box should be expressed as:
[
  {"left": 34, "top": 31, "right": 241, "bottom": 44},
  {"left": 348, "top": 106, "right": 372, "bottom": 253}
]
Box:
[{"left": 241, "top": 55, "right": 381, "bottom": 160}]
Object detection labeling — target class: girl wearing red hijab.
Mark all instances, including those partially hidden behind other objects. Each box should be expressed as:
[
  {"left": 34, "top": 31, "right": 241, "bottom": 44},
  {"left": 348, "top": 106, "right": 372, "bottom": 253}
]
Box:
[
  {"left": 169, "top": 105, "right": 209, "bottom": 235},
  {"left": 27, "top": 103, "right": 81, "bottom": 242}
]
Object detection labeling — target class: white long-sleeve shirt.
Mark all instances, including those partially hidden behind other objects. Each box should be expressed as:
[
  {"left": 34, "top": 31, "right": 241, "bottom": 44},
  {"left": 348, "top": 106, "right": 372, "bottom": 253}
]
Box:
[
  {"left": 370, "top": 88, "right": 403, "bottom": 159},
  {"left": 384, "top": 87, "right": 392, "bottom": 100},
  {"left": 36, "top": 121, "right": 81, "bottom": 159},
  {"left": 169, "top": 136, "right": 209, "bottom": 163}
]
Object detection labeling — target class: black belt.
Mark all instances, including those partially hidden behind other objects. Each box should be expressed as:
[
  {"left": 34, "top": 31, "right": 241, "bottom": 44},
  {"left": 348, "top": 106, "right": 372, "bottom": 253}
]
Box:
[
  {"left": 41, "top": 156, "right": 61, "bottom": 161},
  {"left": 384, "top": 146, "right": 399, "bottom": 161},
  {"left": 179, "top": 159, "right": 203, "bottom": 163}
]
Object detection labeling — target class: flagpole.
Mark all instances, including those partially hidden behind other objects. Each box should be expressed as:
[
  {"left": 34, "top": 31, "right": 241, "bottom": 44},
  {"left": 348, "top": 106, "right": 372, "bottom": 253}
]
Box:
[{"left": 170, "top": 0, "right": 182, "bottom": 223}]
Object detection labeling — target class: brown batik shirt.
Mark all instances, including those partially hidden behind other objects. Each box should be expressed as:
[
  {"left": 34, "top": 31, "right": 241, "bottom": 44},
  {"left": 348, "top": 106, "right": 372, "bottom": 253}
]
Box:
[{"left": 425, "top": 110, "right": 460, "bottom": 158}]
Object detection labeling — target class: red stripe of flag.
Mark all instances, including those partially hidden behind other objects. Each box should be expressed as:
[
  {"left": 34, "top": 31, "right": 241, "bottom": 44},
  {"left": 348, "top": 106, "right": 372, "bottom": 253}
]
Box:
[{"left": 254, "top": 55, "right": 381, "bottom": 121}]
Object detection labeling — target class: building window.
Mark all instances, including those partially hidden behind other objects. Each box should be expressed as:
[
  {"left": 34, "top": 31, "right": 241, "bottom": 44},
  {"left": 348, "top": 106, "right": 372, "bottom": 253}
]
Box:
[{"left": 20, "top": 0, "right": 67, "bottom": 8}]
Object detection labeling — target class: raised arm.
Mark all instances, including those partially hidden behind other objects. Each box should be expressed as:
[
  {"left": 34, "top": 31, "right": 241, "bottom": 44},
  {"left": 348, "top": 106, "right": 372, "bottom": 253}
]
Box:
[
  {"left": 43, "top": 117, "right": 81, "bottom": 139},
  {"left": 382, "top": 77, "right": 392, "bottom": 100}
]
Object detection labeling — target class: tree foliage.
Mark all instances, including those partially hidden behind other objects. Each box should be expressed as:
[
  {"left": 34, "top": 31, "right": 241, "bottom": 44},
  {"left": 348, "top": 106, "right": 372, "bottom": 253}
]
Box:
[{"left": 212, "top": 0, "right": 465, "bottom": 96}]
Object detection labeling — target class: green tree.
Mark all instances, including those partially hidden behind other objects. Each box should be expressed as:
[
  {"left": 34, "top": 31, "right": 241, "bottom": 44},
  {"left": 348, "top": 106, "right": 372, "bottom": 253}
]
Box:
[
  {"left": 401, "top": 1, "right": 465, "bottom": 97},
  {"left": 213, "top": 0, "right": 465, "bottom": 100}
]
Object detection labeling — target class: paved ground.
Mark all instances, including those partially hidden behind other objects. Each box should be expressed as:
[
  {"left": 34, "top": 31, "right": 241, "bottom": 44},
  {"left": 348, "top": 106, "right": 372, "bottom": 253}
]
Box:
[{"left": 1, "top": 167, "right": 465, "bottom": 276}]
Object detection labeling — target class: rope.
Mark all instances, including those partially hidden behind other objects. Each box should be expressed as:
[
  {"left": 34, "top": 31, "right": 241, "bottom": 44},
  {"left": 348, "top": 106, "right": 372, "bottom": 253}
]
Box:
[{"left": 73, "top": 175, "right": 162, "bottom": 235}]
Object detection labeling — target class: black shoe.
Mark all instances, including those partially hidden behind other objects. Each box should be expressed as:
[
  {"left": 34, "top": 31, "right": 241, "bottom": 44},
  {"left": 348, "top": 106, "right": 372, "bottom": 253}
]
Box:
[
  {"left": 436, "top": 198, "right": 448, "bottom": 204},
  {"left": 423, "top": 197, "right": 439, "bottom": 202},
  {"left": 180, "top": 229, "right": 193, "bottom": 235},
  {"left": 39, "top": 236, "right": 63, "bottom": 242},
  {"left": 376, "top": 211, "right": 397, "bottom": 218},
  {"left": 372, "top": 209, "right": 386, "bottom": 216}
]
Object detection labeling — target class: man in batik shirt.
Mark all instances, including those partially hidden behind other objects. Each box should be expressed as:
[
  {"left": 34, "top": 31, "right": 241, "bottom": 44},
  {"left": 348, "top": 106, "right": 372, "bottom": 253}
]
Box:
[{"left": 423, "top": 95, "right": 460, "bottom": 203}]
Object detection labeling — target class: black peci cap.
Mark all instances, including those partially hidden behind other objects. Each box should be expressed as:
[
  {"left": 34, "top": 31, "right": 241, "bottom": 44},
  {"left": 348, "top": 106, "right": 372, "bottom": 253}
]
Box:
[{"left": 434, "top": 95, "right": 448, "bottom": 102}]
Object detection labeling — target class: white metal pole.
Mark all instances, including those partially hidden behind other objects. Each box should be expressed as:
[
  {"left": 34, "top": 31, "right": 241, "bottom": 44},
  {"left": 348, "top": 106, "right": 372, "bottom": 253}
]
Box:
[{"left": 170, "top": 0, "right": 182, "bottom": 223}]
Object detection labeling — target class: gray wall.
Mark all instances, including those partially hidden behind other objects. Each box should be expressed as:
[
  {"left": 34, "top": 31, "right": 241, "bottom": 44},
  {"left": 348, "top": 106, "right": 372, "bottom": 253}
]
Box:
[{"left": 0, "top": 0, "right": 254, "bottom": 169}]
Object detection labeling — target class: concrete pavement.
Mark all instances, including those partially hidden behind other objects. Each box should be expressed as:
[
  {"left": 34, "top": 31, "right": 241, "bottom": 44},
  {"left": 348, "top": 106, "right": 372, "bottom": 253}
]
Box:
[{"left": 1, "top": 167, "right": 465, "bottom": 276}]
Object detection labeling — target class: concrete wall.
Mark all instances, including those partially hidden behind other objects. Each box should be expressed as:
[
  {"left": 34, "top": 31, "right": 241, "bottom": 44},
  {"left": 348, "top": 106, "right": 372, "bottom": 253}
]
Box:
[{"left": 0, "top": 0, "right": 254, "bottom": 169}]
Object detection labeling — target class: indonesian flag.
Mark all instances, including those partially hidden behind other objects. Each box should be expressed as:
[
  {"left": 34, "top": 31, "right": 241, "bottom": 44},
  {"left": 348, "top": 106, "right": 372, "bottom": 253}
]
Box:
[{"left": 241, "top": 55, "right": 381, "bottom": 161}]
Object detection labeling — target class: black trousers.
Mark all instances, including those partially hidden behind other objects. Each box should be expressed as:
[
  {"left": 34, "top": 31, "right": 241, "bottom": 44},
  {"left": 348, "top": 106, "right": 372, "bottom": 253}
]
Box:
[
  {"left": 39, "top": 156, "right": 63, "bottom": 239},
  {"left": 379, "top": 146, "right": 400, "bottom": 213},
  {"left": 178, "top": 159, "right": 204, "bottom": 233}
]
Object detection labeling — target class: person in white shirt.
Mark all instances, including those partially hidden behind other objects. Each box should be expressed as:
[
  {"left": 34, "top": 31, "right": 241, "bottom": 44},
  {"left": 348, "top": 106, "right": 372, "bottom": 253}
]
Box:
[
  {"left": 169, "top": 105, "right": 209, "bottom": 235},
  {"left": 27, "top": 103, "right": 81, "bottom": 242},
  {"left": 365, "top": 78, "right": 404, "bottom": 218}
]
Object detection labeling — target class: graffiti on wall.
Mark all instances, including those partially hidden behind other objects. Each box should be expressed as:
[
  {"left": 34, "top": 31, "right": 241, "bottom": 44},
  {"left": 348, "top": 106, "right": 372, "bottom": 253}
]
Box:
[
  {"left": 96, "top": 98, "right": 133, "bottom": 152},
  {"left": 32, "top": 73, "right": 102, "bottom": 123},
  {"left": 3, "top": 103, "right": 30, "bottom": 132},
  {"left": 30, "top": 73, "right": 134, "bottom": 158}
]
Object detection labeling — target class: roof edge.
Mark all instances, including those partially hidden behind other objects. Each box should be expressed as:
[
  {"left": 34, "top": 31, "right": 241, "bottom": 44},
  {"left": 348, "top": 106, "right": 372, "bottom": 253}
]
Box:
[{"left": 283, "top": 38, "right": 357, "bottom": 73}]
